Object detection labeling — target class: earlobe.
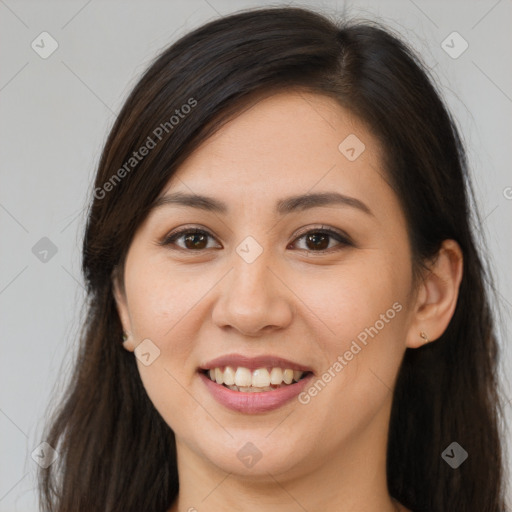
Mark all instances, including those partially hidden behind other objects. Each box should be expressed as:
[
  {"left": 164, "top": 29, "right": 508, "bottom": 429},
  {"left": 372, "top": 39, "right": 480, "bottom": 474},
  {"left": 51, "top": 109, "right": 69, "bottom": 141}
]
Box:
[
  {"left": 406, "top": 239, "right": 463, "bottom": 349},
  {"left": 112, "top": 266, "right": 135, "bottom": 352},
  {"left": 121, "top": 330, "right": 136, "bottom": 352}
]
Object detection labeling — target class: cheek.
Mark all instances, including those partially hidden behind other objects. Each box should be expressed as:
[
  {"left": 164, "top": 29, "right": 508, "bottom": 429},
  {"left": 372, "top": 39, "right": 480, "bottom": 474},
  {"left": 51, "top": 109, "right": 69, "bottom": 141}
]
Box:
[
  {"left": 293, "top": 252, "right": 410, "bottom": 350},
  {"left": 293, "top": 252, "right": 410, "bottom": 418},
  {"left": 125, "top": 253, "right": 201, "bottom": 342},
  {"left": 126, "top": 261, "right": 207, "bottom": 431},
  {"left": 293, "top": 273, "right": 407, "bottom": 441}
]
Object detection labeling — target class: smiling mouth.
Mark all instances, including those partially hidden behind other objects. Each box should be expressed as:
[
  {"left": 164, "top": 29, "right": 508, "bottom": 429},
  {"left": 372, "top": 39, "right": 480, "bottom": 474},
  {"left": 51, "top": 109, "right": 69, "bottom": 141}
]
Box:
[{"left": 200, "top": 366, "right": 312, "bottom": 392}]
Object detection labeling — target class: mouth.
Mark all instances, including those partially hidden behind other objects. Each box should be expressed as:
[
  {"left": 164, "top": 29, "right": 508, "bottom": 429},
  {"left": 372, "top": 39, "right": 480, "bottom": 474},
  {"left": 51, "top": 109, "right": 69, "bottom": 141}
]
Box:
[
  {"left": 198, "top": 354, "right": 315, "bottom": 413},
  {"left": 199, "top": 366, "right": 313, "bottom": 393}
]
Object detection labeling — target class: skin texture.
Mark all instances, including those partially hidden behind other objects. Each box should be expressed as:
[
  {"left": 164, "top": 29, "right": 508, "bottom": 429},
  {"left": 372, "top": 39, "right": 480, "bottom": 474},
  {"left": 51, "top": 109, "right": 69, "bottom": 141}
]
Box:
[{"left": 113, "top": 91, "right": 463, "bottom": 512}]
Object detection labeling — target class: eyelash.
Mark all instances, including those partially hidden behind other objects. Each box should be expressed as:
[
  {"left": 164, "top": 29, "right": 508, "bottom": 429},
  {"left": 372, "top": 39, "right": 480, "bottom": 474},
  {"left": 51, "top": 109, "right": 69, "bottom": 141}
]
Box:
[{"left": 159, "top": 225, "right": 353, "bottom": 254}]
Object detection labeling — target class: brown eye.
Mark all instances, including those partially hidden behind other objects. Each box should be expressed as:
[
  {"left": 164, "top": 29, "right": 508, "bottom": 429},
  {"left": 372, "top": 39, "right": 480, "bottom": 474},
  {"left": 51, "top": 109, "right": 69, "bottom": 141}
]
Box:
[
  {"left": 162, "top": 229, "right": 218, "bottom": 251},
  {"left": 304, "top": 232, "right": 330, "bottom": 251},
  {"left": 290, "top": 228, "right": 352, "bottom": 253},
  {"left": 160, "top": 226, "right": 352, "bottom": 254},
  {"left": 181, "top": 231, "right": 209, "bottom": 250}
]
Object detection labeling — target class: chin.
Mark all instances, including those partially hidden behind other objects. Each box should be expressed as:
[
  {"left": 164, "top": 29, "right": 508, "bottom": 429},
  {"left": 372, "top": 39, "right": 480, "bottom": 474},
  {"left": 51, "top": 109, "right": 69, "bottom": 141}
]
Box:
[{"left": 190, "top": 430, "right": 311, "bottom": 479}]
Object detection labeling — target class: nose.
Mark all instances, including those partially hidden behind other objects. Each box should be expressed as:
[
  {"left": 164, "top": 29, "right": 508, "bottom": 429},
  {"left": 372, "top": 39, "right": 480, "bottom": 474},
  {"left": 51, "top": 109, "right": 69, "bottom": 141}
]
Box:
[{"left": 211, "top": 247, "right": 294, "bottom": 337}]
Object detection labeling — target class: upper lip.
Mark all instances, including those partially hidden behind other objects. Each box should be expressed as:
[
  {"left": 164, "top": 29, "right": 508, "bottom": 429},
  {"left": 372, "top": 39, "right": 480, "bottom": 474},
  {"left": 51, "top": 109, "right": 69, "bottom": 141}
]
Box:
[{"left": 199, "top": 353, "right": 314, "bottom": 373}]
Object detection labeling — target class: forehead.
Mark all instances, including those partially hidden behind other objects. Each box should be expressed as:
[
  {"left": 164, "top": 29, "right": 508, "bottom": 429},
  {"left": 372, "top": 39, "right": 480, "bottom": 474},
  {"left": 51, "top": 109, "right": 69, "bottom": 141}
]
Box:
[{"left": 156, "top": 90, "right": 393, "bottom": 218}]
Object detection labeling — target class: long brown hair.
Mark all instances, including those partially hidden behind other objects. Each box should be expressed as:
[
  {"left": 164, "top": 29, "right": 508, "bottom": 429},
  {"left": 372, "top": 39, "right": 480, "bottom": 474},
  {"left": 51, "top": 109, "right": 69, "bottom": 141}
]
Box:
[{"left": 38, "top": 6, "right": 509, "bottom": 511}]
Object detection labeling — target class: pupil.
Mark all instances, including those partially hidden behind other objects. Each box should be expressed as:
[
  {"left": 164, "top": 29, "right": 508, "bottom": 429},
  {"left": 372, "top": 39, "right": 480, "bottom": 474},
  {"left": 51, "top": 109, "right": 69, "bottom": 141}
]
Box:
[
  {"left": 307, "top": 233, "right": 328, "bottom": 250},
  {"left": 185, "top": 233, "right": 206, "bottom": 249}
]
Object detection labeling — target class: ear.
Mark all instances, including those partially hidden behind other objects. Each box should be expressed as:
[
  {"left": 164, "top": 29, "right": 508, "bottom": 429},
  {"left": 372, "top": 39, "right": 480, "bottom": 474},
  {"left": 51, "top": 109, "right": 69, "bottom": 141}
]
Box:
[
  {"left": 406, "top": 239, "right": 463, "bottom": 348},
  {"left": 112, "top": 265, "right": 136, "bottom": 352}
]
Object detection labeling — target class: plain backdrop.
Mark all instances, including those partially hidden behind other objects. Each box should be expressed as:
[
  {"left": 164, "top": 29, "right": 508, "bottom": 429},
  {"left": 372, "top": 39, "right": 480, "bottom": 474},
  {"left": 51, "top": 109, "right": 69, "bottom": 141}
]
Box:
[{"left": 1, "top": 0, "right": 511, "bottom": 510}]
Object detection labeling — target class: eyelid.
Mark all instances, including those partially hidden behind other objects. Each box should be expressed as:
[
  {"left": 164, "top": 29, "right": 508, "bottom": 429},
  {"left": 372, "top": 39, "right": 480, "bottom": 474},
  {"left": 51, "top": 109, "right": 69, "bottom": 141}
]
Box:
[
  {"left": 292, "top": 224, "right": 353, "bottom": 244},
  {"left": 158, "top": 224, "right": 219, "bottom": 249},
  {"left": 159, "top": 224, "right": 354, "bottom": 252}
]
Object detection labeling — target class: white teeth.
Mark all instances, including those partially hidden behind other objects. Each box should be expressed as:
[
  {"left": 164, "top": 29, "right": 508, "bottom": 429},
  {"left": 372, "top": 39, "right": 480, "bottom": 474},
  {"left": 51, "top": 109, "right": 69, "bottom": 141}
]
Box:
[
  {"left": 223, "top": 366, "right": 236, "bottom": 386},
  {"left": 269, "top": 367, "right": 283, "bottom": 385},
  {"left": 239, "top": 386, "right": 261, "bottom": 393},
  {"left": 229, "top": 385, "right": 277, "bottom": 393},
  {"left": 283, "top": 369, "right": 294, "bottom": 384},
  {"left": 234, "top": 367, "right": 252, "bottom": 387},
  {"left": 205, "top": 366, "right": 306, "bottom": 391},
  {"left": 252, "top": 368, "right": 270, "bottom": 387}
]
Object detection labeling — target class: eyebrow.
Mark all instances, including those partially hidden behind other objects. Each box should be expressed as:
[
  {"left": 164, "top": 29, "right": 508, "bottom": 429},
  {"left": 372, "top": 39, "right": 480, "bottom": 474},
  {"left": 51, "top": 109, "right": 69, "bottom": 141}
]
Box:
[{"left": 151, "top": 191, "right": 373, "bottom": 216}]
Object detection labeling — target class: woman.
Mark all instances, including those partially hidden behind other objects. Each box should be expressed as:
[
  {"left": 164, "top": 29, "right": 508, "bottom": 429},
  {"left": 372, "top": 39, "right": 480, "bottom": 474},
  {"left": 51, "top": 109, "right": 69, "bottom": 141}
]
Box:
[{"left": 38, "top": 6, "right": 508, "bottom": 512}]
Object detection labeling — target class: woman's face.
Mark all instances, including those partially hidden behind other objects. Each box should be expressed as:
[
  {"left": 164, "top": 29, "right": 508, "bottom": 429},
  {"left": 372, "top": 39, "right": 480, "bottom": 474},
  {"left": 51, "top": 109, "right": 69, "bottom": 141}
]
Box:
[{"left": 114, "top": 90, "right": 420, "bottom": 479}]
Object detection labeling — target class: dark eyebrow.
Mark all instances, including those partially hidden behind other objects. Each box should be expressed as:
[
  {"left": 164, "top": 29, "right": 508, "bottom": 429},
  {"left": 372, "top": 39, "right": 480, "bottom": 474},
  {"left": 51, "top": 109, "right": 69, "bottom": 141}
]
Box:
[
  {"left": 276, "top": 191, "right": 373, "bottom": 216},
  {"left": 151, "top": 191, "right": 373, "bottom": 216}
]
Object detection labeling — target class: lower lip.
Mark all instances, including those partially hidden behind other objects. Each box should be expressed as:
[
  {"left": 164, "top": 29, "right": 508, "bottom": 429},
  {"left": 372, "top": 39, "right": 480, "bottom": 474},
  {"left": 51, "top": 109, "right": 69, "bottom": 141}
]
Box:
[{"left": 199, "top": 372, "right": 314, "bottom": 414}]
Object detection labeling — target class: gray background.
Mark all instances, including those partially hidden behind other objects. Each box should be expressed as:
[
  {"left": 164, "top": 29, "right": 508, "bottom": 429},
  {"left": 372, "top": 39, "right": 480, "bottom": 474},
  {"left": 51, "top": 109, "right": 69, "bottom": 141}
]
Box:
[{"left": 1, "top": 0, "right": 511, "bottom": 510}]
